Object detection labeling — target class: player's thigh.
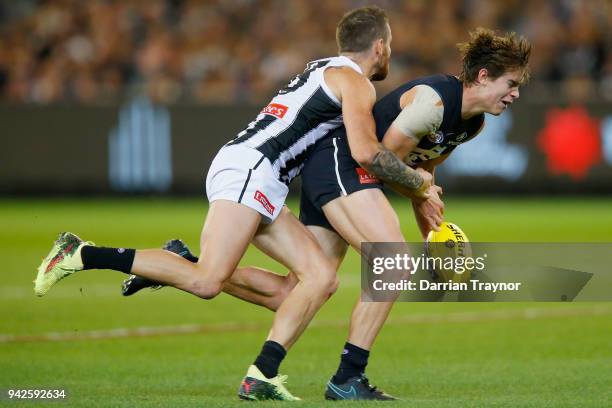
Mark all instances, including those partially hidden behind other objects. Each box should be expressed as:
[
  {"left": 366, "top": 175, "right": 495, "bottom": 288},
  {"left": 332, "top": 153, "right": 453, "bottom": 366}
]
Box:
[
  {"left": 198, "top": 199, "right": 261, "bottom": 282},
  {"left": 322, "top": 188, "right": 404, "bottom": 251},
  {"left": 201, "top": 143, "right": 289, "bottom": 282},
  {"left": 252, "top": 206, "right": 336, "bottom": 284},
  {"left": 302, "top": 131, "right": 402, "bottom": 249}
]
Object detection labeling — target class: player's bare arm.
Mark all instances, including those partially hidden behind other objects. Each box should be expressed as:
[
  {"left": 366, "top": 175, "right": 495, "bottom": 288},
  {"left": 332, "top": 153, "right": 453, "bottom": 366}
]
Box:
[
  {"left": 413, "top": 166, "right": 446, "bottom": 237},
  {"left": 371, "top": 152, "right": 430, "bottom": 192},
  {"left": 375, "top": 85, "right": 444, "bottom": 201},
  {"left": 411, "top": 120, "right": 483, "bottom": 237},
  {"left": 383, "top": 85, "right": 444, "bottom": 167},
  {"left": 325, "top": 67, "right": 430, "bottom": 198},
  {"left": 376, "top": 85, "right": 445, "bottom": 232}
]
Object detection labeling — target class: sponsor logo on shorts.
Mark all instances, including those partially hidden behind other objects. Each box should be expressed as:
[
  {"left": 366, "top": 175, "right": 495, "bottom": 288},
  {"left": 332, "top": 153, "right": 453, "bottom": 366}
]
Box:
[
  {"left": 254, "top": 190, "right": 275, "bottom": 215},
  {"left": 356, "top": 167, "right": 380, "bottom": 184},
  {"left": 261, "top": 103, "right": 288, "bottom": 119}
]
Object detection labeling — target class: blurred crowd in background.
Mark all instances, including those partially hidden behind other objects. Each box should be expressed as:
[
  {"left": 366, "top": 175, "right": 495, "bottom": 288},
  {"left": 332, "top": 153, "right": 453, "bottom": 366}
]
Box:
[{"left": 0, "top": 0, "right": 610, "bottom": 105}]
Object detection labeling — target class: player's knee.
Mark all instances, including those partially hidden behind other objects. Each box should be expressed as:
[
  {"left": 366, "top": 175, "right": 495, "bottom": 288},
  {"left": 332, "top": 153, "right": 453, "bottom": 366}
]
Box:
[
  {"left": 266, "top": 276, "right": 298, "bottom": 312},
  {"left": 307, "top": 263, "right": 338, "bottom": 301},
  {"left": 312, "top": 275, "right": 338, "bottom": 302},
  {"left": 279, "top": 275, "right": 299, "bottom": 303},
  {"left": 190, "top": 278, "right": 223, "bottom": 300},
  {"left": 326, "top": 275, "right": 340, "bottom": 299}
]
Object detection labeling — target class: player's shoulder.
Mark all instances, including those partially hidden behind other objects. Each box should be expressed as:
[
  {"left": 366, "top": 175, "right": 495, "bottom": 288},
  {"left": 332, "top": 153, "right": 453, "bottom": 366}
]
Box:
[
  {"left": 382, "top": 74, "right": 453, "bottom": 104},
  {"left": 322, "top": 55, "right": 363, "bottom": 76},
  {"left": 325, "top": 64, "right": 363, "bottom": 76},
  {"left": 419, "top": 74, "right": 461, "bottom": 99},
  {"left": 409, "top": 74, "right": 463, "bottom": 111},
  {"left": 300, "top": 56, "right": 360, "bottom": 76},
  {"left": 325, "top": 64, "right": 373, "bottom": 103},
  {"left": 416, "top": 73, "right": 459, "bottom": 86},
  {"left": 326, "top": 55, "right": 363, "bottom": 69},
  {"left": 400, "top": 84, "right": 443, "bottom": 106},
  {"left": 400, "top": 74, "right": 458, "bottom": 95},
  {"left": 324, "top": 65, "right": 366, "bottom": 83}
]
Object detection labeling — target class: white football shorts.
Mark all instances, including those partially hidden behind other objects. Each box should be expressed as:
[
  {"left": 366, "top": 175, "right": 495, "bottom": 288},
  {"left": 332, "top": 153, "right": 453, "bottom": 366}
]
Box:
[{"left": 205, "top": 144, "right": 288, "bottom": 223}]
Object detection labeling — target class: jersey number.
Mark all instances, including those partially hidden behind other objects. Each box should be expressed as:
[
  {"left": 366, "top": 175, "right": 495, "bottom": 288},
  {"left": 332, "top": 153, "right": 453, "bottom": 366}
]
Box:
[{"left": 278, "top": 60, "right": 330, "bottom": 95}]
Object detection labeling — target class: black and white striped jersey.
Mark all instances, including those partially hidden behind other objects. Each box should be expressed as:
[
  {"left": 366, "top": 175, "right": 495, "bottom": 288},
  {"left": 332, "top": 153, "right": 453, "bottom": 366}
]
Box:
[{"left": 227, "top": 56, "right": 362, "bottom": 184}]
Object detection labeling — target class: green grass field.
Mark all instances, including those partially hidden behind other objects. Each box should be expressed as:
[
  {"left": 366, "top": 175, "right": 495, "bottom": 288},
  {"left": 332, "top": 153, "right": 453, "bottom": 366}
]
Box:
[{"left": 1, "top": 197, "right": 611, "bottom": 407}]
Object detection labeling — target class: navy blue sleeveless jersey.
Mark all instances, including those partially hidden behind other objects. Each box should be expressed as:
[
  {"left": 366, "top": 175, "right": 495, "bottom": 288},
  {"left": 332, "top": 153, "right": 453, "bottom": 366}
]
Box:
[
  {"left": 299, "top": 74, "right": 484, "bottom": 231},
  {"left": 373, "top": 74, "right": 484, "bottom": 165}
]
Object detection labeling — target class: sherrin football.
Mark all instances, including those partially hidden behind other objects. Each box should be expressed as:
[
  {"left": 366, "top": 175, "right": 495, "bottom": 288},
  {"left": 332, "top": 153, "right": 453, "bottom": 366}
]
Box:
[{"left": 425, "top": 222, "right": 472, "bottom": 283}]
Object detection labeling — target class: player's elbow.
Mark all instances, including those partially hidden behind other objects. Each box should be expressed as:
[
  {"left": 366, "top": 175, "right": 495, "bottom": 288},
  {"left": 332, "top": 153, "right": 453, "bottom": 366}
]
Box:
[{"left": 351, "top": 146, "right": 380, "bottom": 170}]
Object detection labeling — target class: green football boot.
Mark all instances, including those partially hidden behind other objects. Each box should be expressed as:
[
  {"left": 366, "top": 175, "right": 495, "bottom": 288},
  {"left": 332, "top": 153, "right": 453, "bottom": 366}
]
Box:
[
  {"left": 34, "top": 232, "right": 94, "bottom": 297},
  {"left": 238, "top": 365, "right": 301, "bottom": 401}
]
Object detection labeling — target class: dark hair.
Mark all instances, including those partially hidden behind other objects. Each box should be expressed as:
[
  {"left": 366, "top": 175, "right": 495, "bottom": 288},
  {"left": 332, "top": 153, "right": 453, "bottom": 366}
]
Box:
[
  {"left": 458, "top": 28, "right": 531, "bottom": 85},
  {"left": 336, "top": 6, "right": 389, "bottom": 53}
]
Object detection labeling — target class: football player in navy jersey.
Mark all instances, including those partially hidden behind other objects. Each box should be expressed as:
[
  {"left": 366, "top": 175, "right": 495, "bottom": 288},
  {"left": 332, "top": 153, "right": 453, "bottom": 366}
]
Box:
[
  {"left": 299, "top": 28, "right": 530, "bottom": 400},
  {"left": 302, "top": 27, "right": 530, "bottom": 400},
  {"left": 122, "top": 28, "right": 530, "bottom": 400},
  {"left": 34, "top": 6, "right": 446, "bottom": 401}
]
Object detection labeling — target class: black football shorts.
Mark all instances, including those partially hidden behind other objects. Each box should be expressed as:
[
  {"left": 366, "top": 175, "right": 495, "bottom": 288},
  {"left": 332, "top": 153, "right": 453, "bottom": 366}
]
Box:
[{"left": 299, "top": 128, "right": 384, "bottom": 231}]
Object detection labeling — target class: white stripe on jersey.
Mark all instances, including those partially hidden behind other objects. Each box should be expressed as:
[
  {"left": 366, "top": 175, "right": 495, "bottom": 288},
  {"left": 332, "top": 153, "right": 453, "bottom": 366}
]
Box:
[{"left": 272, "top": 117, "right": 345, "bottom": 181}]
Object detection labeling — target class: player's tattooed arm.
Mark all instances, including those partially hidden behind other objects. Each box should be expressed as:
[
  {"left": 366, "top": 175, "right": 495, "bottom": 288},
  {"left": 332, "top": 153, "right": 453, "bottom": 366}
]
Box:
[
  {"left": 329, "top": 69, "right": 431, "bottom": 198},
  {"left": 370, "top": 149, "right": 426, "bottom": 191},
  {"left": 370, "top": 150, "right": 423, "bottom": 189}
]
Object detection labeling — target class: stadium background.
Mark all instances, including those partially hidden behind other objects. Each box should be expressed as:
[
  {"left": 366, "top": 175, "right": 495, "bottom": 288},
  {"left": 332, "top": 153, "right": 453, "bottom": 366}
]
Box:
[{"left": 1, "top": 1, "right": 610, "bottom": 407}]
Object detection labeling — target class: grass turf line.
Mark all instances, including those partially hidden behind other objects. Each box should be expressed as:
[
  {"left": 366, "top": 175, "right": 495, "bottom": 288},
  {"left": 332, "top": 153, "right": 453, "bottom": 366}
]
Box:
[{"left": 1, "top": 197, "right": 611, "bottom": 407}]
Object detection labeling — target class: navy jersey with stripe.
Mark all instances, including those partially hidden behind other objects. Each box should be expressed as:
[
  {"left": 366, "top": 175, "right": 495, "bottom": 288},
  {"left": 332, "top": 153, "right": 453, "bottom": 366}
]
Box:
[
  {"left": 227, "top": 56, "right": 362, "bottom": 184},
  {"left": 372, "top": 74, "right": 484, "bottom": 166}
]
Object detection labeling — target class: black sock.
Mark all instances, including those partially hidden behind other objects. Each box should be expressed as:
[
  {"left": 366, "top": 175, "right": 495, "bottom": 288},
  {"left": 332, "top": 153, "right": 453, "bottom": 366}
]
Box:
[
  {"left": 332, "top": 342, "right": 370, "bottom": 384},
  {"left": 254, "top": 340, "right": 286, "bottom": 379},
  {"left": 81, "top": 246, "right": 135, "bottom": 274},
  {"left": 184, "top": 254, "right": 199, "bottom": 263}
]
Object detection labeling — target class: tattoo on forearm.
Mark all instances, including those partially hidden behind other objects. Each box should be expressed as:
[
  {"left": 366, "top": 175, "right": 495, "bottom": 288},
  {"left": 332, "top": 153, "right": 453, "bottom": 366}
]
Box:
[{"left": 370, "top": 150, "right": 423, "bottom": 190}]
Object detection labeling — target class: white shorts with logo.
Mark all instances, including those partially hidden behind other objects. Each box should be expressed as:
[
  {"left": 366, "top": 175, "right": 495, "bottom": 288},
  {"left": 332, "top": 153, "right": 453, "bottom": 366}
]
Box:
[{"left": 205, "top": 144, "right": 289, "bottom": 223}]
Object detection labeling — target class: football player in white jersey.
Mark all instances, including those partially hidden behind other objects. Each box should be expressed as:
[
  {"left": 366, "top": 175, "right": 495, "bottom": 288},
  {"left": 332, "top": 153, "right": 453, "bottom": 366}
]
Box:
[{"left": 35, "top": 6, "right": 436, "bottom": 401}]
